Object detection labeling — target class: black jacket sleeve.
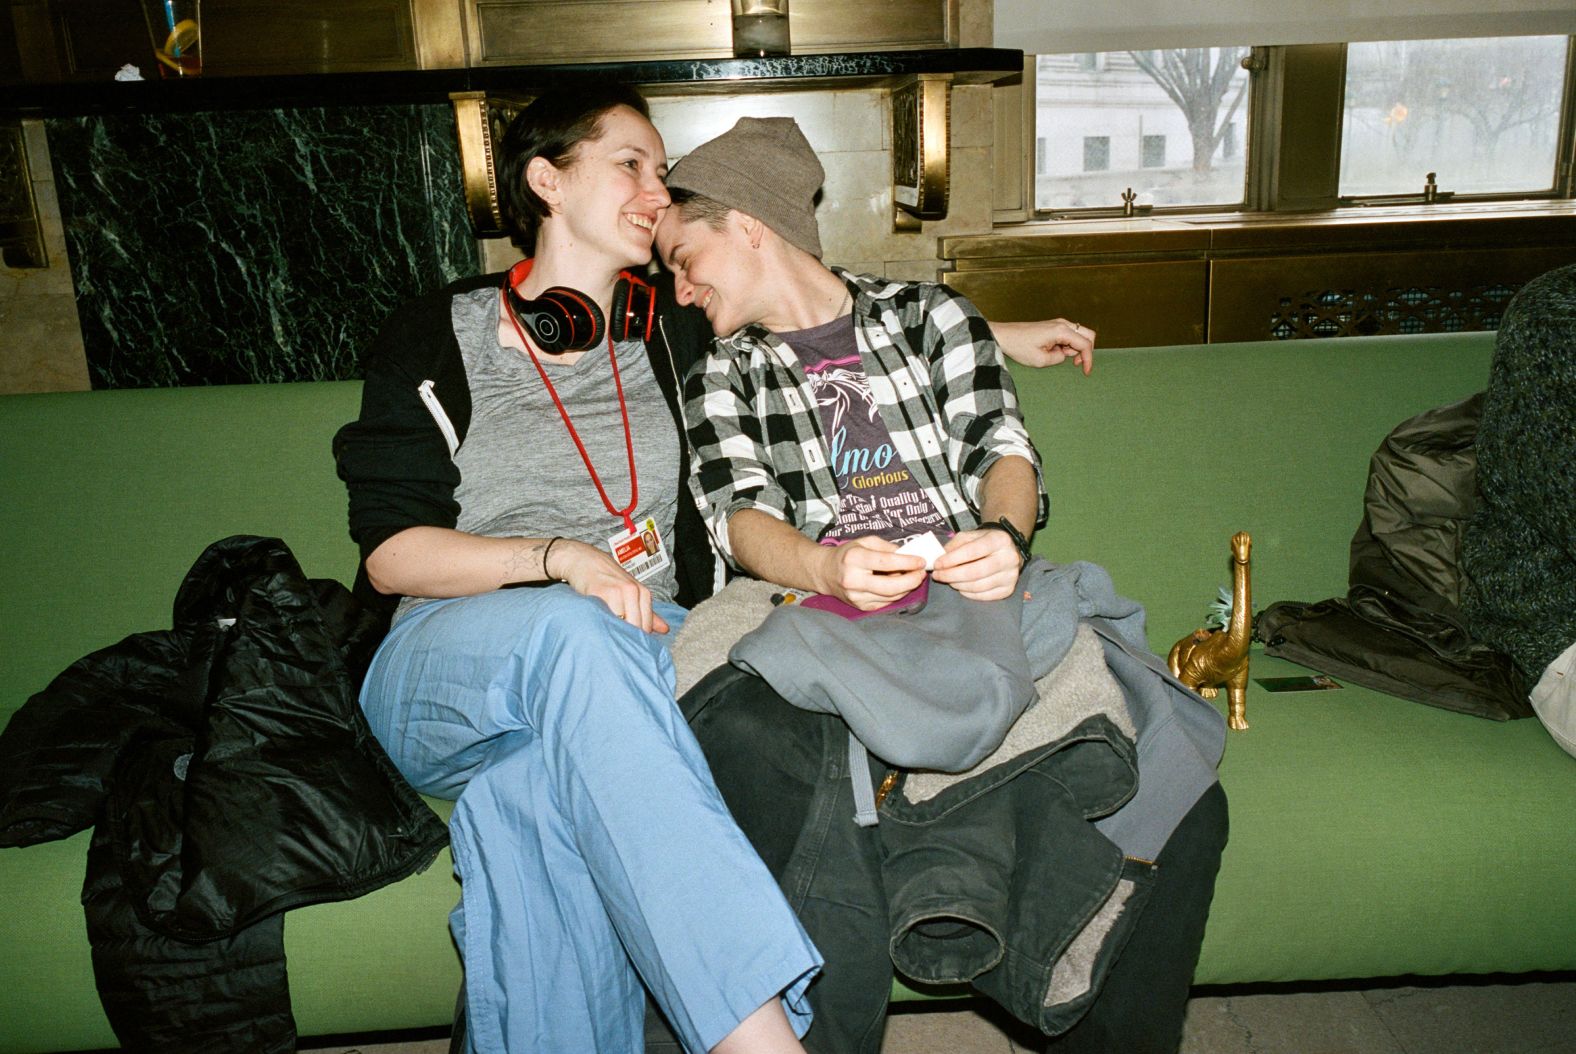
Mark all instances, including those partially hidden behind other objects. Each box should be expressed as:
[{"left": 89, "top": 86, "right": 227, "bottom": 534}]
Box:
[
  {"left": 648, "top": 273, "right": 729, "bottom": 607},
  {"left": 332, "top": 274, "right": 500, "bottom": 561}
]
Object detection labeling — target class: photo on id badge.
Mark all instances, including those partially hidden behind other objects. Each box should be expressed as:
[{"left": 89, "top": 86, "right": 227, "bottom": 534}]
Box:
[{"left": 610, "top": 516, "right": 670, "bottom": 581}]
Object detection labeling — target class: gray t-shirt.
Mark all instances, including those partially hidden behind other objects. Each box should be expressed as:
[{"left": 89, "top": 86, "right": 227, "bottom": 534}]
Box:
[{"left": 395, "top": 287, "right": 680, "bottom": 621}]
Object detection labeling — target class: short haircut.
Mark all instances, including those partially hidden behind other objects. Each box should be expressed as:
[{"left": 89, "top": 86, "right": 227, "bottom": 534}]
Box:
[
  {"left": 668, "top": 186, "right": 735, "bottom": 231},
  {"left": 497, "top": 85, "right": 652, "bottom": 254}
]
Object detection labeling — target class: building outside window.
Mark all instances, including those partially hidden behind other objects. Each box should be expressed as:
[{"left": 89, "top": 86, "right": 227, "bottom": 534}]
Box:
[
  {"left": 1030, "top": 36, "right": 1572, "bottom": 216},
  {"left": 1035, "top": 48, "right": 1251, "bottom": 211},
  {"left": 1083, "top": 135, "right": 1110, "bottom": 172},
  {"left": 1141, "top": 134, "right": 1167, "bottom": 168}
]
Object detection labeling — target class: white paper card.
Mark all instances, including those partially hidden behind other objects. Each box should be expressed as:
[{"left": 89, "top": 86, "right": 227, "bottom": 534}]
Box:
[{"left": 896, "top": 530, "right": 946, "bottom": 570}]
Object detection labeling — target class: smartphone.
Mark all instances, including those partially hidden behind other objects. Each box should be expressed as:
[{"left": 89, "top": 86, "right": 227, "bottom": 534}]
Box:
[
  {"left": 799, "top": 578, "right": 930, "bottom": 620},
  {"left": 1255, "top": 674, "right": 1343, "bottom": 693}
]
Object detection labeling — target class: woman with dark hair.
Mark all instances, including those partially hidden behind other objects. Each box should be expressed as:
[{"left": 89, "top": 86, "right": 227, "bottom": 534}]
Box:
[{"left": 334, "top": 86, "right": 821, "bottom": 1053}]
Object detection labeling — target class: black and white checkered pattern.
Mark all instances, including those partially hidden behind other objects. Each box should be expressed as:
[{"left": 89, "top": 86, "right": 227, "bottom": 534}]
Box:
[{"left": 683, "top": 270, "right": 1047, "bottom": 566}]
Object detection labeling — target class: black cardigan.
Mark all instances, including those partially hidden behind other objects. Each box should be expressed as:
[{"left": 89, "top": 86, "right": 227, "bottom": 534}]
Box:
[{"left": 332, "top": 270, "right": 720, "bottom": 621}]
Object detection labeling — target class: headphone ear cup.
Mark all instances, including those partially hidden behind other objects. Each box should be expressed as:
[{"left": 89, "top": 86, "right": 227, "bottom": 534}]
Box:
[
  {"left": 508, "top": 286, "right": 605, "bottom": 353},
  {"left": 540, "top": 287, "right": 605, "bottom": 350},
  {"left": 510, "top": 300, "right": 566, "bottom": 353},
  {"left": 610, "top": 274, "right": 657, "bottom": 343}
]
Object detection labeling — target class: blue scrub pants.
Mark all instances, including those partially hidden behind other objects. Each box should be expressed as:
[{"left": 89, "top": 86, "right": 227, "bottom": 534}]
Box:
[{"left": 360, "top": 585, "right": 821, "bottom": 1053}]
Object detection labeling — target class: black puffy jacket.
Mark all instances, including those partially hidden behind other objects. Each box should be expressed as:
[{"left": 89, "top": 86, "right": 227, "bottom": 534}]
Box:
[
  {"left": 0, "top": 535, "right": 449, "bottom": 1052},
  {"left": 1256, "top": 394, "right": 1530, "bottom": 721}
]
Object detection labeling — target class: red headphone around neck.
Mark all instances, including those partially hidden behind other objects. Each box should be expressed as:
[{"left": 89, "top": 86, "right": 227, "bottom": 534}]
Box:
[{"left": 503, "top": 259, "right": 657, "bottom": 354}]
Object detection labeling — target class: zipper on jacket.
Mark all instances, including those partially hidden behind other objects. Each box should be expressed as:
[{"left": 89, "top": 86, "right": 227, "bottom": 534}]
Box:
[
  {"left": 654, "top": 317, "right": 691, "bottom": 439},
  {"left": 655, "top": 316, "right": 727, "bottom": 597},
  {"left": 417, "top": 379, "right": 460, "bottom": 460}
]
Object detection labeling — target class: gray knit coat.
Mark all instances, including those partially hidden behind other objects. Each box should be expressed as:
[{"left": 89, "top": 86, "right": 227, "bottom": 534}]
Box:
[{"left": 1461, "top": 262, "right": 1576, "bottom": 679}]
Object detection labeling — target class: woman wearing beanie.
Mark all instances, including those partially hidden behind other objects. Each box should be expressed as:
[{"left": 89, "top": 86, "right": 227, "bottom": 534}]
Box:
[
  {"left": 658, "top": 116, "right": 1227, "bottom": 1054},
  {"left": 335, "top": 87, "right": 823, "bottom": 1053}
]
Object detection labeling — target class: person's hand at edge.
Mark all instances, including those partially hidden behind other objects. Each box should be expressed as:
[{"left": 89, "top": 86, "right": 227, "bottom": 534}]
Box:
[
  {"left": 818, "top": 536, "right": 927, "bottom": 611},
  {"left": 548, "top": 538, "right": 670, "bottom": 634},
  {"left": 991, "top": 318, "right": 1095, "bottom": 375},
  {"left": 932, "top": 527, "right": 1022, "bottom": 602}
]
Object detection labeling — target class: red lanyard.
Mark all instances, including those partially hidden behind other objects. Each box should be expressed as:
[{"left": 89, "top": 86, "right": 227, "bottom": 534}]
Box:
[{"left": 504, "top": 290, "right": 639, "bottom": 533}]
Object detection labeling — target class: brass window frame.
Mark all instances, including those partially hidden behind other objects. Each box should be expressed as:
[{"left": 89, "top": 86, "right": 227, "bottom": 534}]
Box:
[
  {"left": 1329, "top": 36, "right": 1576, "bottom": 207},
  {"left": 999, "top": 36, "right": 1576, "bottom": 225},
  {"left": 1012, "top": 46, "right": 1262, "bottom": 221}
]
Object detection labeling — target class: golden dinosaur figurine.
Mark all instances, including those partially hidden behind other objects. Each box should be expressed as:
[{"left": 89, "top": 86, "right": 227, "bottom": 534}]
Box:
[{"left": 1168, "top": 531, "right": 1253, "bottom": 731}]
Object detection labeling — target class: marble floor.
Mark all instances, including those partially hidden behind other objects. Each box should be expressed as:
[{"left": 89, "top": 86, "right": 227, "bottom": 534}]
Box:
[{"left": 303, "top": 974, "right": 1576, "bottom": 1054}]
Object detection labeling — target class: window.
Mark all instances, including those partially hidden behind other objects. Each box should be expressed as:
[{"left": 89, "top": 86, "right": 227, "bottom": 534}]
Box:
[
  {"left": 1340, "top": 36, "right": 1570, "bottom": 198},
  {"left": 1083, "top": 136, "right": 1110, "bottom": 172},
  {"left": 1035, "top": 49, "right": 1252, "bottom": 212},
  {"left": 1022, "top": 35, "right": 1575, "bottom": 219},
  {"left": 1141, "top": 134, "right": 1166, "bottom": 168}
]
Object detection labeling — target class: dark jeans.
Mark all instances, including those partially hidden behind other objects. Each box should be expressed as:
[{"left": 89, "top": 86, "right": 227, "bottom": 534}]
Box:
[
  {"left": 1045, "top": 781, "right": 1228, "bottom": 1054},
  {"left": 649, "top": 668, "right": 1229, "bottom": 1054}
]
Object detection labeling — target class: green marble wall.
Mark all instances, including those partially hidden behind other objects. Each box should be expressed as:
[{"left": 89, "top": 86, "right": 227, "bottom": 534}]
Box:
[{"left": 46, "top": 104, "right": 478, "bottom": 388}]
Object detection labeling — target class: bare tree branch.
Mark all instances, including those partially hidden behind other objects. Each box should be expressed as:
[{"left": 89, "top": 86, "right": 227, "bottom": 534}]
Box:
[{"left": 1130, "top": 46, "right": 1251, "bottom": 172}]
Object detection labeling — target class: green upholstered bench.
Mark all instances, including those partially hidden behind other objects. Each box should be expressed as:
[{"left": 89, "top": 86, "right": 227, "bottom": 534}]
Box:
[{"left": 3, "top": 331, "right": 1573, "bottom": 1053}]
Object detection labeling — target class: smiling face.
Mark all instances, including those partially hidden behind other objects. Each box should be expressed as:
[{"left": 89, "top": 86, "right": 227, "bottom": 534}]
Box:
[
  {"left": 533, "top": 104, "right": 671, "bottom": 273},
  {"left": 655, "top": 207, "right": 762, "bottom": 337}
]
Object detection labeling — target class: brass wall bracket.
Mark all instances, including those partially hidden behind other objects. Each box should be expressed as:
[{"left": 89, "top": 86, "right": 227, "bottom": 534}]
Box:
[
  {"left": 450, "top": 90, "right": 535, "bottom": 240},
  {"left": 892, "top": 72, "right": 951, "bottom": 229},
  {"left": 0, "top": 120, "right": 48, "bottom": 269},
  {"left": 456, "top": 76, "right": 960, "bottom": 241}
]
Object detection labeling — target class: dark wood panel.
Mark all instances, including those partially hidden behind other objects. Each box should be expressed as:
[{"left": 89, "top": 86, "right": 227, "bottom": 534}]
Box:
[
  {"left": 48, "top": 0, "right": 147, "bottom": 78},
  {"left": 941, "top": 208, "right": 1576, "bottom": 346},
  {"left": 792, "top": 0, "right": 948, "bottom": 50},
  {"left": 476, "top": 0, "right": 728, "bottom": 64},
  {"left": 2, "top": 1, "right": 39, "bottom": 81},
  {"left": 473, "top": 0, "right": 949, "bottom": 65},
  {"left": 6, "top": 0, "right": 419, "bottom": 80},
  {"left": 202, "top": 0, "right": 417, "bottom": 74},
  {"left": 9, "top": 0, "right": 963, "bottom": 85},
  {"left": 946, "top": 260, "right": 1207, "bottom": 349}
]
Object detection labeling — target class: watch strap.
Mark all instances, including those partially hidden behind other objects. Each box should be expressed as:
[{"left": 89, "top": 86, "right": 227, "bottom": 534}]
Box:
[{"left": 981, "top": 517, "right": 1033, "bottom": 563}]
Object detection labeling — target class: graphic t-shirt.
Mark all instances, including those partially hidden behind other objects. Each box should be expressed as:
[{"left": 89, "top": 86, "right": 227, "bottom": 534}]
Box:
[{"left": 780, "top": 314, "right": 947, "bottom": 543}]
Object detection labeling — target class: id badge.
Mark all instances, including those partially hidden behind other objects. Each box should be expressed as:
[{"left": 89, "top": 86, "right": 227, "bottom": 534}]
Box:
[{"left": 607, "top": 515, "right": 671, "bottom": 582}]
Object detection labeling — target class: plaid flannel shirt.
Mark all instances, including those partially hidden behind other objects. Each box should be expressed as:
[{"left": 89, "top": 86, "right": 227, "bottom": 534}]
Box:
[{"left": 684, "top": 269, "right": 1048, "bottom": 567}]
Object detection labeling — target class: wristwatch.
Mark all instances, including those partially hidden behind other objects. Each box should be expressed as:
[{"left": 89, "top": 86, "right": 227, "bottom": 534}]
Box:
[{"left": 981, "top": 517, "right": 1033, "bottom": 565}]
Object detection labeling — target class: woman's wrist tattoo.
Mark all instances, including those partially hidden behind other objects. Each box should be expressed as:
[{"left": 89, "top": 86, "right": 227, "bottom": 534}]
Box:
[{"left": 505, "top": 539, "right": 548, "bottom": 583}]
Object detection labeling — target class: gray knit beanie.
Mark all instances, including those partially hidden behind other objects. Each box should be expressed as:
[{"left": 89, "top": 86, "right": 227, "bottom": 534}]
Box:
[{"left": 666, "top": 117, "right": 824, "bottom": 259}]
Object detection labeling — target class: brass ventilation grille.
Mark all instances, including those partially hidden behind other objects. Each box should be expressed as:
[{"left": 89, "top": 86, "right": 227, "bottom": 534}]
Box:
[{"left": 1269, "top": 283, "right": 1520, "bottom": 339}]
